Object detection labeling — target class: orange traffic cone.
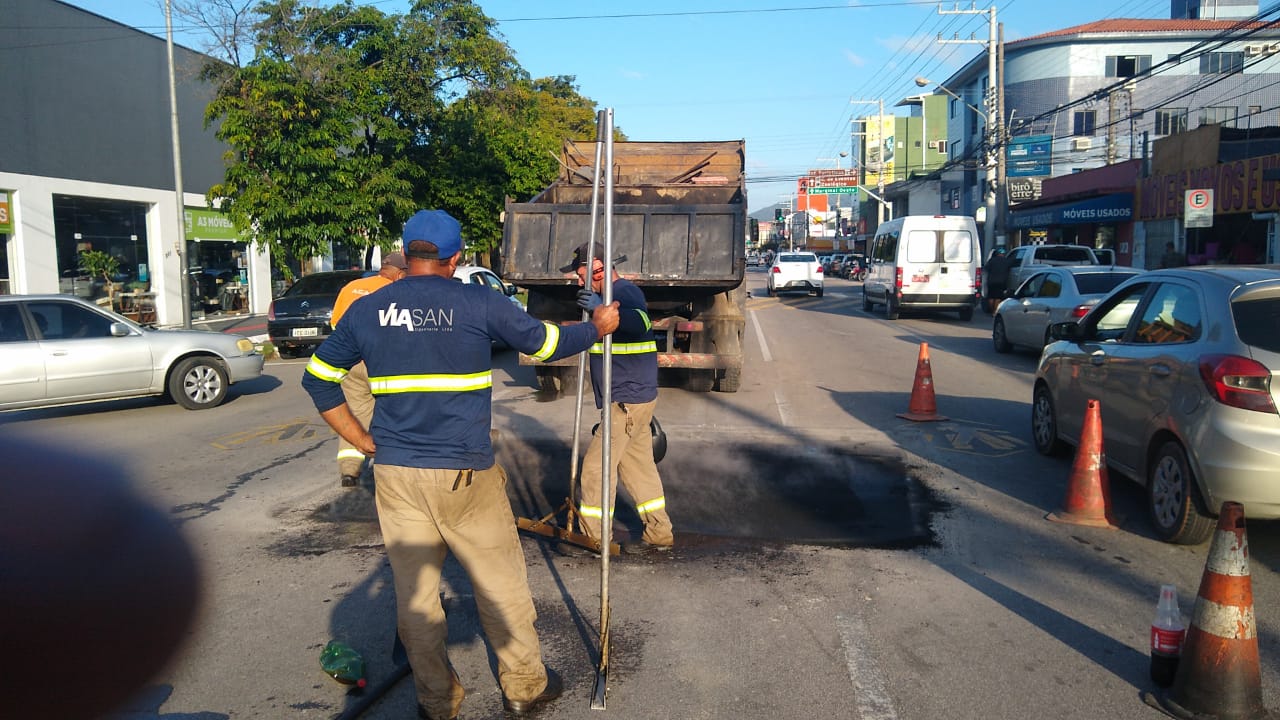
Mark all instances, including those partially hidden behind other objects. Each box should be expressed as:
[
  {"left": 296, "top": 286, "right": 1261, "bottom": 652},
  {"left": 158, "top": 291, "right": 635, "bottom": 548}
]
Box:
[
  {"left": 897, "top": 343, "right": 947, "bottom": 422},
  {"left": 1046, "top": 398, "right": 1116, "bottom": 528},
  {"left": 1144, "top": 502, "right": 1268, "bottom": 720}
]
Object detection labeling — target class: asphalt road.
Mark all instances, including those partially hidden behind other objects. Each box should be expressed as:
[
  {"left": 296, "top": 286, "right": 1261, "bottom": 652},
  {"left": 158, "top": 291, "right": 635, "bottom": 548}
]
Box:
[{"left": 8, "top": 268, "right": 1280, "bottom": 720}]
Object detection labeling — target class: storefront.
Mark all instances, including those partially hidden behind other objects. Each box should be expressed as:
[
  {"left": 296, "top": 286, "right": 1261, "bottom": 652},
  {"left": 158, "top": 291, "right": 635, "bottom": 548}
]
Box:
[
  {"left": 1007, "top": 192, "right": 1135, "bottom": 263},
  {"left": 185, "top": 207, "right": 253, "bottom": 319},
  {"left": 0, "top": 191, "right": 11, "bottom": 295},
  {"left": 1137, "top": 125, "right": 1279, "bottom": 267},
  {"left": 53, "top": 195, "right": 153, "bottom": 306}
]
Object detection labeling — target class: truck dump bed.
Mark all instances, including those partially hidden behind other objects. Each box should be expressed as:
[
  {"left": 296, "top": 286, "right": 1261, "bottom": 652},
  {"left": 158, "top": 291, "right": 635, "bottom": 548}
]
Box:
[{"left": 500, "top": 140, "right": 747, "bottom": 290}]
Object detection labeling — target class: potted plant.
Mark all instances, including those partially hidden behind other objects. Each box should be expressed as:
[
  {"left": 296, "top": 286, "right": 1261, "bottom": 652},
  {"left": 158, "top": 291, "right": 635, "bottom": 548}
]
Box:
[{"left": 77, "top": 250, "right": 120, "bottom": 307}]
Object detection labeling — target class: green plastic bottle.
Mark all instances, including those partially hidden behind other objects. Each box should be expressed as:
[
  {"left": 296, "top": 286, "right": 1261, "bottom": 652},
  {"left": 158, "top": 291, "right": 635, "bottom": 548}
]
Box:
[{"left": 319, "top": 640, "right": 367, "bottom": 688}]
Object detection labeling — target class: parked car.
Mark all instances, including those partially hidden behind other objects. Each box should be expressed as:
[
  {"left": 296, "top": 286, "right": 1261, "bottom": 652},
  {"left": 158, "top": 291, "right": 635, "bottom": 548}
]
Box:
[
  {"left": 992, "top": 266, "right": 1143, "bottom": 353},
  {"left": 766, "top": 251, "right": 824, "bottom": 297},
  {"left": 267, "top": 270, "right": 363, "bottom": 358},
  {"left": 454, "top": 265, "right": 526, "bottom": 312},
  {"left": 823, "top": 254, "right": 847, "bottom": 275},
  {"left": 1032, "top": 266, "right": 1280, "bottom": 544},
  {"left": 0, "top": 294, "right": 263, "bottom": 411}
]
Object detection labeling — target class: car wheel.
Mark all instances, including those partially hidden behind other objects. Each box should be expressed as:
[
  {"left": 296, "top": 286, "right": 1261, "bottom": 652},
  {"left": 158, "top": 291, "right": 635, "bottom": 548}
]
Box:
[
  {"left": 1148, "top": 441, "right": 1215, "bottom": 545},
  {"left": 862, "top": 289, "right": 873, "bottom": 312},
  {"left": 958, "top": 305, "right": 974, "bottom": 322},
  {"left": 885, "top": 297, "right": 900, "bottom": 320},
  {"left": 1031, "top": 384, "right": 1067, "bottom": 456},
  {"left": 814, "top": 287, "right": 824, "bottom": 298},
  {"left": 767, "top": 283, "right": 776, "bottom": 297},
  {"left": 169, "top": 356, "right": 229, "bottom": 410},
  {"left": 993, "top": 317, "right": 1013, "bottom": 353}
]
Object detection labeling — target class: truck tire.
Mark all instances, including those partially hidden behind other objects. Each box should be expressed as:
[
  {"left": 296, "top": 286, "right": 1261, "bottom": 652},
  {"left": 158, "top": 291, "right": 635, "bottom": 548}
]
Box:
[
  {"left": 716, "top": 367, "right": 741, "bottom": 393},
  {"left": 862, "top": 290, "right": 873, "bottom": 312},
  {"left": 885, "top": 297, "right": 900, "bottom": 320},
  {"left": 536, "top": 365, "right": 582, "bottom": 396},
  {"left": 685, "top": 369, "right": 715, "bottom": 392},
  {"left": 958, "top": 305, "right": 974, "bottom": 321}
]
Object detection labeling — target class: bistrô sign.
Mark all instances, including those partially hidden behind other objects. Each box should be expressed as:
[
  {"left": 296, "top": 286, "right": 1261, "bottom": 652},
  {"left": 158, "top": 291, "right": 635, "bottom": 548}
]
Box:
[{"left": 1138, "top": 152, "right": 1280, "bottom": 220}]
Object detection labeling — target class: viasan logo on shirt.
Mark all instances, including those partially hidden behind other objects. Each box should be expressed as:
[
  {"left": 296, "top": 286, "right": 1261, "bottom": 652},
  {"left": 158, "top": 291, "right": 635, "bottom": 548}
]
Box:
[{"left": 378, "top": 303, "right": 454, "bottom": 332}]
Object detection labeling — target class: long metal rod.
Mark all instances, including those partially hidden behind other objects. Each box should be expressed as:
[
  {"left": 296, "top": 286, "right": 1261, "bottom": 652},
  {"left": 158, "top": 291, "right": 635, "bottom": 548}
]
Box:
[
  {"left": 569, "top": 117, "right": 607, "bottom": 522},
  {"left": 591, "top": 107, "right": 616, "bottom": 711},
  {"left": 164, "top": 0, "right": 191, "bottom": 329}
]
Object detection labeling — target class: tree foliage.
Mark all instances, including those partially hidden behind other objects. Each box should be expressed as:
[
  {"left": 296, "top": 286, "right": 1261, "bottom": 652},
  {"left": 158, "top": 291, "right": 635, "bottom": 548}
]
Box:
[
  {"left": 418, "top": 74, "right": 623, "bottom": 258},
  {"left": 205, "top": 0, "right": 520, "bottom": 274}
]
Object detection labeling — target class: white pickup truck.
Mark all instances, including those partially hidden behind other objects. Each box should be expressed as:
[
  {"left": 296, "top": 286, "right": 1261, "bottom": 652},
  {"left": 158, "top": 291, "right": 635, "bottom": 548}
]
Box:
[
  {"left": 1005, "top": 244, "right": 1100, "bottom": 291},
  {"left": 766, "top": 251, "right": 824, "bottom": 297}
]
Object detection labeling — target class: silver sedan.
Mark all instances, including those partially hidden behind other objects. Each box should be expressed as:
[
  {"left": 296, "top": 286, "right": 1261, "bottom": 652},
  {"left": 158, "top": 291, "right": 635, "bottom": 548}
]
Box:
[
  {"left": 992, "top": 266, "right": 1143, "bottom": 353},
  {"left": 1032, "top": 266, "right": 1280, "bottom": 544},
  {"left": 0, "top": 294, "right": 264, "bottom": 412}
]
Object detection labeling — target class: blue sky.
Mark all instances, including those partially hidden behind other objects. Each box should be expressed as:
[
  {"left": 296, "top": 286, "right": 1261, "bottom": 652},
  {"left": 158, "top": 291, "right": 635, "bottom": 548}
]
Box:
[{"left": 71, "top": 0, "right": 1200, "bottom": 211}]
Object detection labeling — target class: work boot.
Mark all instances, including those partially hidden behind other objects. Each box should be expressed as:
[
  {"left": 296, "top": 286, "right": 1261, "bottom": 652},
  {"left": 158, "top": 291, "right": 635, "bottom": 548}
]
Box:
[
  {"left": 554, "top": 541, "right": 600, "bottom": 559},
  {"left": 340, "top": 474, "right": 360, "bottom": 488},
  {"left": 502, "top": 668, "right": 563, "bottom": 716},
  {"left": 417, "top": 705, "right": 456, "bottom": 720},
  {"left": 622, "top": 540, "right": 673, "bottom": 555}
]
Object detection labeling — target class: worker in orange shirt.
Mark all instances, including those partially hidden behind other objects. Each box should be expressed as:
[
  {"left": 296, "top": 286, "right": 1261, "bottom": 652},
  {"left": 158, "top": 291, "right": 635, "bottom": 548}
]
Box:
[{"left": 331, "top": 251, "right": 408, "bottom": 487}]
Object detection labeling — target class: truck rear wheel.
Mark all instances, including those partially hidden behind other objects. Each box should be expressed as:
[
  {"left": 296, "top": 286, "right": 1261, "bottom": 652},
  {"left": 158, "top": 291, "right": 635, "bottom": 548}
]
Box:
[
  {"left": 716, "top": 367, "right": 741, "bottom": 393},
  {"left": 536, "top": 365, "right": 582, "bottom": 396},
  {"left": 685, "top": 369, "right": 716, "bottom": 392}
]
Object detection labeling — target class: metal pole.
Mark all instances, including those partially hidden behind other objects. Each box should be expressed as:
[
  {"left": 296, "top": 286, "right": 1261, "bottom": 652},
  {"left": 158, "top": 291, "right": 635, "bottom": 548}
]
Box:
[
  {"left": 590, "top": 107, "right": 615, "bottom": 712},
  {"left": 983, "top": 5, "right": 999, "bottom": 258},
  {"left": 877, "top": 99, "right": 887, "bottom": 226},
  {"left": 164, "top": 0, "right": 191, "bottom": 329}
]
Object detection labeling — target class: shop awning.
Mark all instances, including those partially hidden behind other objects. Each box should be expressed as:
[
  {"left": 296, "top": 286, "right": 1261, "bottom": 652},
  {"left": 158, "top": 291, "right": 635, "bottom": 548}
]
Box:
[{"left": 1008, "top": 193, "right": 1134, "bottom": 229}]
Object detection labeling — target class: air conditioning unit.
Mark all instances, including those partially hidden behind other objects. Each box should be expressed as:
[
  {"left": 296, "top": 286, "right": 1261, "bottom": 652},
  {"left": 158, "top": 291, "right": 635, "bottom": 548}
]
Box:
[
  {"left": 932, "top": 140, "right": 948, "bottom": 153},
  {"left": 1071, "top": 137, "right": 1093, "bottom": 151}
]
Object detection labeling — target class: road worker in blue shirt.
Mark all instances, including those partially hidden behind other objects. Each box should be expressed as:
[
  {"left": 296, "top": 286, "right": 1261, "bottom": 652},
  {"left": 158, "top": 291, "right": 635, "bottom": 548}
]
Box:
[
  {"left": 563, "top": 243, "right": 675, "bottom": 554},
  {"left": 302, "top": 210, "right": 619, "bottom": 720}
]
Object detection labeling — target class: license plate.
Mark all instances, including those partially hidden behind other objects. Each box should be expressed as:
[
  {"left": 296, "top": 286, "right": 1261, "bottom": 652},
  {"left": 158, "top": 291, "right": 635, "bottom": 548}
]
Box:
[
  {"left": 291, "top": 327, "right": 319, "bottom": 338},
  {"left": 911, "top": 274, "right": 930, "bottom": 283}
]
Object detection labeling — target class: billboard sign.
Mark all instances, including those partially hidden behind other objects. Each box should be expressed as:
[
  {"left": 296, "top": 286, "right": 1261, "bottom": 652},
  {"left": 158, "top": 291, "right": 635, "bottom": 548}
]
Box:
[
  {"left": 0, "top": 192, "right": 11, "bottom": 234},
  {"left": 1007, "top": 134, "right": 1053, "bottom": 177},
  {"left": 863, "top": 115, "right": 895, "bottom": 189}
]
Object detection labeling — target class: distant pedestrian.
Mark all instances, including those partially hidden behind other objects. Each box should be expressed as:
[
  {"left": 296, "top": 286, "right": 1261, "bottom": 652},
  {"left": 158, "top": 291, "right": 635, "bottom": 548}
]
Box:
[
  {"left": 328, "top": 251, "right": 408, "bottom": 488},
  {"left": 982, "top": 246, "right": 1011, "bottom": 313},
  {"left": 302, "top": 209, "right": 620, "bottom": 720},
  {"left": 1161, "top": 242, "right": 1187, "bottom": 268}
]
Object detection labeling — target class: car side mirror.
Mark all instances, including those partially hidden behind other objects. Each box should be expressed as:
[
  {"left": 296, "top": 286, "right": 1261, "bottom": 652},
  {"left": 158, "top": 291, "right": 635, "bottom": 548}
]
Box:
[
  {"left": 1047, "top": 321, "right": 1082, "bottom": 343},
  {"left": 110, "top": 322, "right": 132, "bottom": 336},
  {"left": 504, "top": 283, "right": 518, "bottom": 297}
]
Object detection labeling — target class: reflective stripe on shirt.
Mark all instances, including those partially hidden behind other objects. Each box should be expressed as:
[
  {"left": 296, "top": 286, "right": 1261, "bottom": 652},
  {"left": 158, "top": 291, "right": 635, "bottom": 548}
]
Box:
[
  {"left": 369, "top": 371, "right": 493, "bottom": 394},
  {"left": 589, "top": 340, "right": 657, "bottom": 355},
  {"left": 306, "top": 356, "right": 349, "bottom": 383},
  {"left": 530, "top": 323, "right": 562, "bottom": 361},
  {"left": 635, "top": 309, "right": 652, "bottom": 332}
]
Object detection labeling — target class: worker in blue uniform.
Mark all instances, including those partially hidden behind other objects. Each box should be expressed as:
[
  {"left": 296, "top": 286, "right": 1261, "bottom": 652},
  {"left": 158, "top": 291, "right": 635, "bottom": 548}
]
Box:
[
  {"left": 562, "top": 243, "right": 675, "bottom": 554},
  {"left": 302, "top": 210, "right": 620, "bottom": 720}
]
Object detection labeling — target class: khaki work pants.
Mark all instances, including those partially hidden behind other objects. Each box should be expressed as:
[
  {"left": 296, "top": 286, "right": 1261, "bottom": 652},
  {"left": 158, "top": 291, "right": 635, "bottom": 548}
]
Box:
[
  {"left": 374, "top": 463, "right": 548, "bottom": 718},
  {"left": 337, "top": 361, "right": 374, "bottom": 477},
  {"left": 578, "top": 399, "right": 674, "bottom": 546}
]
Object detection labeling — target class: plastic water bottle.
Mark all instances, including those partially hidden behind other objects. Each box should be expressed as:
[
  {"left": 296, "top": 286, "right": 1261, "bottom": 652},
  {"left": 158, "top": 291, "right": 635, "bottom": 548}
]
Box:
[
  {"left": 320, "top": 640, "right": 367, "bottom": 688},
  {"left": 1150, "top": 584, "right": 1186, "bottom": 688}
]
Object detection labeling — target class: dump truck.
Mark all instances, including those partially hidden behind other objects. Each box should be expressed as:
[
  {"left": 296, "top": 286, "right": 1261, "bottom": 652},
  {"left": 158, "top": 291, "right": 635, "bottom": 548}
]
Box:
[{"left": 500, "top": 140, "right": 748, "bottom": 393}]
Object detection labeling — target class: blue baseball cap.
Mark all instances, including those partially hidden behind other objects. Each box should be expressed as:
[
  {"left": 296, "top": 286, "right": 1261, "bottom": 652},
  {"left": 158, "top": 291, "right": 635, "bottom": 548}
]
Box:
[{"left": 403, "top": 210, "right": 462, "bottom": 260}]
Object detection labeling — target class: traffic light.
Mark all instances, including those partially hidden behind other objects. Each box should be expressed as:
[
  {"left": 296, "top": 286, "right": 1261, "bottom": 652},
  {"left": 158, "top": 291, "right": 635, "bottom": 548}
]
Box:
[{"left": 775, "top": 208, "right": 784, "bottom": 221}]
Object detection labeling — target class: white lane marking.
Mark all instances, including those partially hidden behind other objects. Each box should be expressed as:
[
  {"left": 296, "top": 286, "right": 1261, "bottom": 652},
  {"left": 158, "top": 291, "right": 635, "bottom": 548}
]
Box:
[
  {"left": 773, "top": 387, "right": 795, "bottom": 427},
  {"left": 750, "top": 309, "right": 773, "bottom": 363},
  {"left": 836, "top": 613, "right": 899, "bottom": 720}
]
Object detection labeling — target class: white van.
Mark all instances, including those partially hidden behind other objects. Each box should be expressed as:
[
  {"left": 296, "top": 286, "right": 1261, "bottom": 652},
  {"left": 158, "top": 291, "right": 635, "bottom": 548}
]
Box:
[{"left": 862, "top": 215, "right": 981, "bottom": 321}]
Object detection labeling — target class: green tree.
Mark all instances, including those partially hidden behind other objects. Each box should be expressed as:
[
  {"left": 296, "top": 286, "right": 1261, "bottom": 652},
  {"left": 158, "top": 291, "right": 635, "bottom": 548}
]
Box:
[
  {"left": 419, "top": 75, "right": 623, "bottom": 260},
  {"left": 205, "top": 0, "right": 519, "bottom": 275}
]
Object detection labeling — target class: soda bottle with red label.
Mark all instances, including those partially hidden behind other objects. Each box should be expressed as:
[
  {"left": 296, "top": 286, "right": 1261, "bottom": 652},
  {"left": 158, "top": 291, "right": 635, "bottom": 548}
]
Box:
[{"left": 1150, "top": 583, "right": 1185, "bottom": 688}]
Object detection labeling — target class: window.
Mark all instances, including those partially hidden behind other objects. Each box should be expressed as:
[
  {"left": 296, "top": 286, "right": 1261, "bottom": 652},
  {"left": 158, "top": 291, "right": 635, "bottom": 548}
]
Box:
[
  {"left": 1199, "top": 107, "right": 1238, "bottom": 128},
  {"left": 1155, "top": 109, "right": 1188, "bottom": 135},
  {"left": 1091, "top": 283, "right": 1149, "bottom": 341},
  {"left": 0, "top": 304, "right": 27, "bottom": 343},
  {"left": 27, "top": 301, "right": 114, "bottom": 340},
  {"left": 1200, "top": 51, "right": 1244, "bottom": 74},
  {"left": 1106, "top": 54, "right": 1151, "bottom": 77},
  {"left": 1135, "top": 284, "right": 1201, "bottom": 344},
  {"left": 950, "top": 98, "right": 959, "bottom": 119},
  {"left": 1073, "top": 110, "right": 1096, "bottom": 137},
  {"left": 1038, "top": 273, "right": 1063, "bottom": 299}
]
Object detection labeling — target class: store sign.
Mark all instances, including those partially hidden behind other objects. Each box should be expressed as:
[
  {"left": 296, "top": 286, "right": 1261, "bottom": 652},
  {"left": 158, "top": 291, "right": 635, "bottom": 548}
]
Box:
[
  {"left": 1007, "top": 177, "right": 1045, "bottom": 204},
  {"left": 1007, "top": 135, "right": 1053, "bottom": 177},
  {"left": 0, "top": 192, "right": 11, "bottom": 234},
  {"left": 1009, "top": 193, "right": 1134, "bottom": 229},
  {"left": 184, "top": 207, "right": 242, "bottom": 241},
  {"left": 1138, "top": 152, "right": 1280, "bottom": 220}
]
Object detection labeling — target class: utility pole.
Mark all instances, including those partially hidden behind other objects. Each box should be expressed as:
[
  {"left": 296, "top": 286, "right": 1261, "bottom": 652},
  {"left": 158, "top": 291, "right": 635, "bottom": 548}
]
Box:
[{"left": 939, "top": 2, "right": 1000, "bottom": 258}]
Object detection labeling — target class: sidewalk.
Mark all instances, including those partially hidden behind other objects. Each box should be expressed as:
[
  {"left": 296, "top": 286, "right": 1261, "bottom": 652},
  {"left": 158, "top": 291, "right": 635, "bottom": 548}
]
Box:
[{"left": 194, "top": 313, "right": 269, "bottom": 342}]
